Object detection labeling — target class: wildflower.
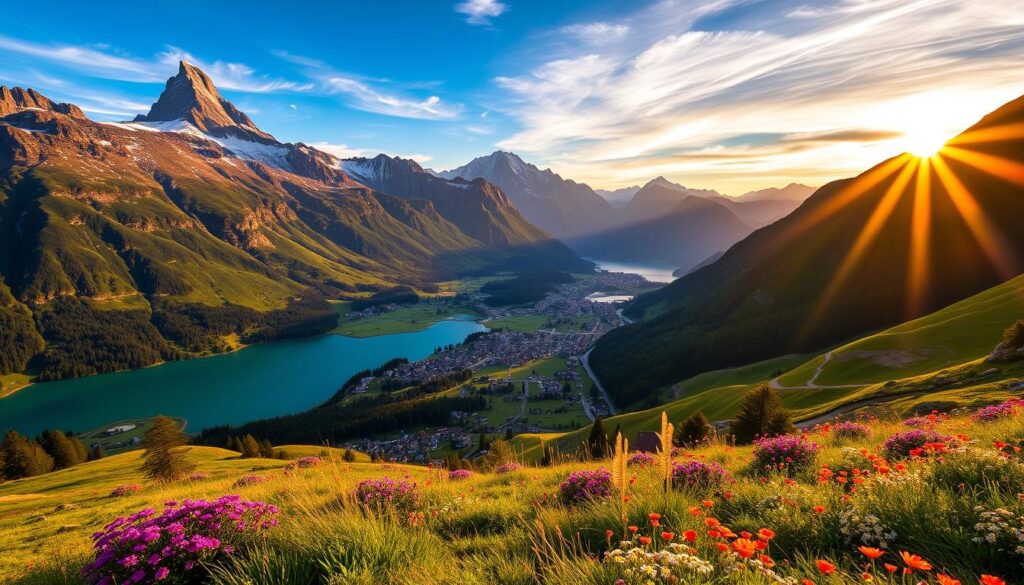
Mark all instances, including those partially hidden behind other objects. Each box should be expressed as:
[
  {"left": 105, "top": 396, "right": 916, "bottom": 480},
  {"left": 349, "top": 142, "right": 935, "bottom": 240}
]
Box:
[
  {"left": 683, "top": 530, "right": 698, "bottom": 542},
  {"left": 760, "top": 554, "right": 774, "bottom": 567},
  {"left": 883, "top": 563, "right": 898, "bottom": 573},
  {"left": 980, "top": 576, "right": 1005, "bottom": 585},
  {"left": 639, "top": 536, "right": 652, "bottom": 546},
  {"left": 688, "top": 506, "right": 702, "bottom": 516},
  {"left": 558, "top": 469, "right": 613, "bottom": 505},
  {"left": 702, "top": 499, "right": 714, "bottom": 508},
  {"left": 354, "top": 477, "right": 419, "bottom": 513},
  {"left": 899, "top": 551, "right": 932, "bottom": 572},
  {"left": 732, "top": 538, "right": 757, "bottom": 558},
  {"left": 861, "top": 573, "right": 873, "bottom": 582},
  {"left": 757, "top": 528, "right": 775, "bottom": 540},
  {"left": 815, "top": 559, "right": 837, "bottom": 574},
  {"left": 936, "top": 575, "right": 961, "bottom": 585},
  {"left": 753, "top": 435, "right": 821, "bottom": 474},
  {"left": 629, "top": 525, "right": 639, "bottom": 534},
  {"left": 858, "top": 546, "right": 884, "bottom": 559},
  {"left": 661, "top": 531, "right": 674, "bottom": 541},
  {"left": 671, "top": 460, "right": 733, "bottom": 491},
  {"left": 813, "top": 505, "right": 826, "bottom": 514},
  {"left": 448, "top": 469, "right": 473, "bottom": 481}
]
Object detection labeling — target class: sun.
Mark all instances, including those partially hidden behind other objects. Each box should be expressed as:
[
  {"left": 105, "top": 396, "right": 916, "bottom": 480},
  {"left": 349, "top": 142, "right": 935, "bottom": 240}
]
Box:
[{"left": 902, "top": 128, "right": 949, "bottom": 158}]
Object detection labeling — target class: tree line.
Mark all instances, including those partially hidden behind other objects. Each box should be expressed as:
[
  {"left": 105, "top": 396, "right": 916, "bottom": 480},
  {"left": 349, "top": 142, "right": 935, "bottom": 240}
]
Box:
[{"left": 1, "top": 428, "right": 103, "bottom": 480}]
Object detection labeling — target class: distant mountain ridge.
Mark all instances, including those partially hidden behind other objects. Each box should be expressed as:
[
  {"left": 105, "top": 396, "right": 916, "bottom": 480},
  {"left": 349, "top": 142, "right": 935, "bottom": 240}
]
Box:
[{"left": 439, "top": 151, "right": 615, "bottom": 238}]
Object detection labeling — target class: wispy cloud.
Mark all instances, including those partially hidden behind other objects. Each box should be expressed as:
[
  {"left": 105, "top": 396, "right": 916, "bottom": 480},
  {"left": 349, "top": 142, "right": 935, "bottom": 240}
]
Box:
[
  {"left": 561, "top": 22, "right": 630, "bottom": 42},
  {"left": 325, "top": 77, "right": 462, "bottom": 120},
  {"left": 494, "top": 0, "right": 1024, "bottom": 192},
  {"left": 0, "top": 35, "right": 311, "bottom": 94},
  {"left": 455, "top": 0, "right": 507, "bottom": 25}
]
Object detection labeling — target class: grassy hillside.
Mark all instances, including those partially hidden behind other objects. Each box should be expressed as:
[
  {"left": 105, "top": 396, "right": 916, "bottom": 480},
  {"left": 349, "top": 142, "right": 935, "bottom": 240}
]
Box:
[
  {"left": 3, "top": 408, "right": 1023, "bottom": 584},
  {"left": 524, "top": 275, "right": 1024, "bottom": 460}
]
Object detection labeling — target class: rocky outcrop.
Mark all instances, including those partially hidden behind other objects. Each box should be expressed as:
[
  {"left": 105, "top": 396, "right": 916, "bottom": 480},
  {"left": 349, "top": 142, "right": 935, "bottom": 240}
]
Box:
[{"left": 0, "top": 86, "right": 86, "bottom": 119}]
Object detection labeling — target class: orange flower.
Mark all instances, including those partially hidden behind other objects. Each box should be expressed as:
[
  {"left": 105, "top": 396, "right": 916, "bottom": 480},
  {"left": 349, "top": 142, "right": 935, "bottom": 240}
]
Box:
[
  {"left": 899, "top": 551, "right": 932, "bottom": 572},
  {"left": 757, "top": 528, "right": 776, "bottom": 540},
  {"left": 813, "top": 505, "right": 826, "bottom": 514},
  {"left": 802, "top": 580, "right": 816, "bottom": 585},
  {"left": 815, "top": 560, "right": 837, "bottom": 574},
  {"left": 858, "top": 546, "right": 885, "bottom": 559},
  {"left": 861, "top": 572, "right": 873, "bottom": 582},
  {"left": 716, "top": 542, "right": 729, "bottom": 552},
  {"left": 936, "top": 575, "right": 961, "bottom": 585},
  {"left": 661, "top": 531, "right": 675, "bottom": 541},
  {"left": 683, "top": 530, "right": 698, "bottom": 542},
  {"left": 883, "top": 563, "right": 897, "bottom": 573},
  {"left": 760, "top": 554, "right": 774, "bottom": 567},
  {"left": 688, "top": 506, "right": 702, "bottom": 516},
  {"left": 718, "top": 526, "right": 737, "bottom": 539},
  {"left": 648, "top": 512, "right": 662, "bottom": 522},
  {"left": 605, "top": 529, "right": 614, "bottom": 540},
  {"left": 628, "top": 525, "right": 639, "bottom": 534},
  {"left": 705, "top": 517, "right": 720, "bottom": 528},
  {"left": 702, "top": 499, "right": 714, "bottom": 508},
  {"left": 980, "top": 576, "right": 1006, "bottom": 585},
  {"left": 639, "top": 536, "right": 652, "bottom": 546},
  {"left": 732, "top": 538, "right": 757, "bottom": 558}
]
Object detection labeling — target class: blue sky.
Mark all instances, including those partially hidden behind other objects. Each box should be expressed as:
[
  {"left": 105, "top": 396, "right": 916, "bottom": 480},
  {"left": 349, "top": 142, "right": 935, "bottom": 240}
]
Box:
[{"left": 1, "top": 0, "right": 1022, "bottom": 193}]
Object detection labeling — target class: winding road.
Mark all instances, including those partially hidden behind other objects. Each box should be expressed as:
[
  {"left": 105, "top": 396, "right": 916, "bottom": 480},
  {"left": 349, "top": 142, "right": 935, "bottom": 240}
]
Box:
[{"left": 582, "top": 349, "right": 619, "bottom": 416}]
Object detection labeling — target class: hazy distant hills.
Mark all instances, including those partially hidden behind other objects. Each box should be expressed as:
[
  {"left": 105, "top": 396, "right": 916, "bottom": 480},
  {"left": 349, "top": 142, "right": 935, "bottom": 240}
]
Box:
[
  {"left": 0, "top": 62, "right": 585, "bottom": 378},
  {"left": 438, "top": 151, "right": 615, "bottom": 238},
  {"left": 595, "top": 185, "right": 640, "bottom": 207},
  {"left": 442, "top": 156, "right": 814, "bottom": 272},
  {"left": 591, "top": 93, "right": 1024, "bottom": 407}
]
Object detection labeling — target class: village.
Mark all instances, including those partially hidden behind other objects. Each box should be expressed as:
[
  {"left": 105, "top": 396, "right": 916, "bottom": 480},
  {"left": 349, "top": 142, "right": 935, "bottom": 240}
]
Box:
[{"left": 336, "top": 270, "right": 654, "bottom": 462}]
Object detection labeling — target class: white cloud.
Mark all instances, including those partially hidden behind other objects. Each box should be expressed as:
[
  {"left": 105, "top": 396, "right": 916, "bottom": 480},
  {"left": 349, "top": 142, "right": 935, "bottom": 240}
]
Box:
[
  {"left": 494, "top": 0, "right": 1024, "bottom": 192},
  {"left": 310, "top": 142, "right": 432, "bottom": 164},
  {"left": 0, "top": 35, "right": 310, "bottom": 94},
  {"left": 561, "top": 22, "right": 630, "bottom": 41},
  {"left": 455, "top": 0, "right": 507, "bottom": 25},
  {"left": 289, "top": 104, "right": 298, "bottom": 111},
  {"left": 326, "top": 76, "right": 462, "bottom": 120}
]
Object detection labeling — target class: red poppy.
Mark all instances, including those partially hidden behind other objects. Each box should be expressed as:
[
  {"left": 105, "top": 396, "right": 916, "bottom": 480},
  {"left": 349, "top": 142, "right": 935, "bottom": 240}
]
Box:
[
  {"left": 639, "top": 536, "right": 652, "bottom": 546},
  {"left": 813, "top": 505, "right": 826, "bottom": 514},
  {"left": 661, "top": 531, "right": 675, "bottom": 541},
  {"left": 757, "top": 528, "right": 775, "bottom": 540},
  {"left": 688, "top": 506, "right": 702, "bottom": 516},
  {"left": 683, "top": 530, "right": 697, "bottom": 542},
  {"left": 702, "top": 499, "right": 714, "bottom": 508},
  {"left": 815, "top": 560, "right": 837, "bottom": 574},
  {"left": 760, "top": 554, "right": 774, "bottom": 567},
  {"left": 936, "top": 575, "right": 961, "bottom": 585},
  {"left": 899, "top": 551, "right": 932, "bottom": 572},
  {"left": 716, "top": 542, "right": 729, "bottom": 552},
  {"left": 858, "top": 546, "right": 884, "bottom": 559},
  {"left": 705, "top": 517, "right": 720, "bottom": 528},
  {"left": 883, "top": 563, "right": 898, "bottom": 573},
  {"left": 732, "top": 538, "right": 757, "bottom": 558},
  {"left": 980, "top": 576, "right": 1006, "bottom": 585},
  {"left": 628, "top": 525, "right": 638, "bottom": 534}
]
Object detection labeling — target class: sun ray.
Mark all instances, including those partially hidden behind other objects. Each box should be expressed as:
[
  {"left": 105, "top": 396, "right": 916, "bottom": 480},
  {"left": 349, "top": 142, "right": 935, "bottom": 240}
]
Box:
[
  {"left": 906, "top": 158, "right": 932, "bottom": 319},
  {"left": 948, "top": 122, "right": 1024, "bottom": 146},
  {"left": 931, "top": 154, "right": 1020, "bottom": 279},
  {"left": 787, "top": 154, "right": 911, "bottom": 239},
  {"left": 941, "top": 145, "right": 1024, "bottom": 187},
  {"left": 801, "top": 158, "right": 919, "bottom": 339}
]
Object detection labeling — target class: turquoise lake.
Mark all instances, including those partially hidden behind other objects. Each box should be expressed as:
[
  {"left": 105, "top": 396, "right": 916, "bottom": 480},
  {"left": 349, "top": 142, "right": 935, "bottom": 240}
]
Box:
[{"left": 0, "top": 318, "right": 486, "bottom": 436}]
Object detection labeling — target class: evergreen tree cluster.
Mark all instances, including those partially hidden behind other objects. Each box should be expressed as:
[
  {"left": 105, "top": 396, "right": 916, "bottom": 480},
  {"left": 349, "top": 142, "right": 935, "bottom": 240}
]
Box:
[
  {"left": 225, "top": 434, "right": 281, "bottom": 459},
  {"left": 1, "top": 428, "right": 94, "bottom": 480}
]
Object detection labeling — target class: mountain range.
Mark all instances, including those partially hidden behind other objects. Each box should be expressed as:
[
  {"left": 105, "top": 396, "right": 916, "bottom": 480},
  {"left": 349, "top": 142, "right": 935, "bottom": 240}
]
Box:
[
  {"left": 0, "top": 61, "right": 586, "bottom": 379},
  {"left": 591, "top": 92, "right": 1024, "bottom": 407},
  {"left": 440, "top": 154, "right": 815, "bottom": 271}
]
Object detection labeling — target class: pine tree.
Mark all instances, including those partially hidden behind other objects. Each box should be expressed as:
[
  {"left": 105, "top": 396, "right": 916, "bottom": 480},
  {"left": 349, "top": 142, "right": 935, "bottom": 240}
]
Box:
[
  {"left": 675, "top": 411, "right": 712, "bottom": 447},
  {"left": 140, "top": 416, "right": 194, "bottom": 481},
  {"left": 540, "top": 443, "right": 553, "bottom": 467},
  {"left": 89, "top": 445, "right": 106, "bottom": 461},
  {"left": 730, "top": 385, "right": 794, "bottom": 444},
  {"left": 239, "top": 434, "right": 261, "bottom": 458},
  {"left": 1, "top": 430, "right": 54, "bottom": 478},
  {"left": 39, "top": 429, "right": 87, "bottom": 469},
  {"left": 258, "top": 439, "right": 275, "bottom": 459},
  {"left": 587, "top": 418, "right": 609, "bottom": 459}
]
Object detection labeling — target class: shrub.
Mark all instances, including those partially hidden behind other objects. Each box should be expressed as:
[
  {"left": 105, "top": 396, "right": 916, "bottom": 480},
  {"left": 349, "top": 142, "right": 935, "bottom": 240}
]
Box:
[
  {"left": 880, "top": 429, "right": 953, "bottom": 460},
  {"left": 354, "top": 477, "right": 419, "bottom": 513},
  {"left": 296, "top": 456, "right": 322, "bottom": 468},
  {"left": 109, "top": 484, "right": 143, "bottom": 498},
  {"left": 495, "top": 462, "right": 522, "bottom": 474},
  {"left": 628, "top": 451, "right": 656, "bottom": 467},
  {"left": 973, "top": 399, "right": 1023, "bottom": 423},
  {"left": 186, "top": 472, "right": 209, "bottom": 482},
  {"left": 448, "top": 469, "right": 473, "bottom": 481},
  {"left": 675, "top": 410, "right": 712, "bottom": 446},
  {"left": 82, "top": 495, "right": 278, "bottom": 585},
  {"left": 831, "top": 421, "right": 872, "bottom": 440},
  {"left": 730, "top": 385, "right": 794, "bottom": 444},
  {"left": 232, "top": 474, "right": 269, "bottom": 488},
  {"left": 671, "top": 460, "right": 733, "bottom": 492},
  {"left": 558, "top": 468, "right": 613, "bottom": 505},
  {"left": 753, "top": 435, "right": 820, "bottom": 474}
]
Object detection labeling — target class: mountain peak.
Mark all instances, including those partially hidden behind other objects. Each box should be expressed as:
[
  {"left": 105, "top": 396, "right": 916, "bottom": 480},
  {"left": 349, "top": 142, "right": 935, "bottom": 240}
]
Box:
[
  {"left": 135, "top": 61, "right": 276, "bottom": 143},
  {"left": 0, "top": 86, "right": 86, "bottom": 119}
]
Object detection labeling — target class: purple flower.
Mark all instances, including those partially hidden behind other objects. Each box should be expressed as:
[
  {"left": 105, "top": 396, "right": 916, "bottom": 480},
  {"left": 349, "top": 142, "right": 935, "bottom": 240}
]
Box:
[
  {"left": 448, "top": 469, "right": 473, "bottom": 481},
  {"left": 973, "top": 399, "right": 1023, "bottom": 422},
  {"left": 354, "top": 477, "right": 419, "bottom": 513},
  {"left": 671, "top": 460, "right": 733, "bottom": 491},
  {"left": 831, "top": 421, "right": 872, "bottom": 439},
  {"left": 752, "top": 434, "right": 820, "bottom": 474},
  {"left": 82, "top": 495, "right": 278, "bottom": 585},
  {"left": 495, "top": 462, "right": 522, "bottom": 474},
  {"left": 558, "top": 468, "right": 613, "bottom": 505},
  {"left": 881, "top": 429, "right": 953, "bottom": 459},
  {"left": 628, "top": 452, "right": 656, "bottom": 467}
]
